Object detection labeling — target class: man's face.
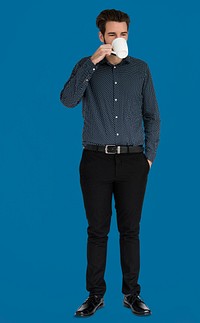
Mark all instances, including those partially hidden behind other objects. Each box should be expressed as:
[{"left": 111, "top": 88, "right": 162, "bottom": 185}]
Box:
[{"left": 99, "top": 21, "right": 128, "bottom": 45}]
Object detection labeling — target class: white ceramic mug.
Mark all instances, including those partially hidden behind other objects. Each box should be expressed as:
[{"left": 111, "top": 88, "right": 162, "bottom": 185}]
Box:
[{"left": 111, "top": 38, "right": 128, "bottom": 58}]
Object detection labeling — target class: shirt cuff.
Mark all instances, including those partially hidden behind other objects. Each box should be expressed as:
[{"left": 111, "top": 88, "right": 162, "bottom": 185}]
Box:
[
  {"left": 145, "top": 150, "right": 155, "bottom": 163},
  {"left": 82, "top": 57, "right": 97, "bottom": 83}
]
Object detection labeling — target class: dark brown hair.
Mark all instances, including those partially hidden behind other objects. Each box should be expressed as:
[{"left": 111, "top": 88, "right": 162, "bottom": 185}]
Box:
[{"left": 96, "top": 9, "right": 130, "bottom": 35}]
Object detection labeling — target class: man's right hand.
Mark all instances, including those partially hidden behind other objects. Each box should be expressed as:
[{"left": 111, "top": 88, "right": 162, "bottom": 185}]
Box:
[{"left": 90, "top": 44, "right": 113, "bottom": 65}]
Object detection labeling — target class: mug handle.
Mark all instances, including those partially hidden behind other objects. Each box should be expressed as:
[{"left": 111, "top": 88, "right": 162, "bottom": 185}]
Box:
[{"left": 111, "top": 50, "right": 116, "bottom": 56}]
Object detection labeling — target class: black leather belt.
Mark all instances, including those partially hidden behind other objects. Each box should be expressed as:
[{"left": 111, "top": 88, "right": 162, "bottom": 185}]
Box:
[{"left": 84, "top": 144, "right": 144, "bottom": 154}]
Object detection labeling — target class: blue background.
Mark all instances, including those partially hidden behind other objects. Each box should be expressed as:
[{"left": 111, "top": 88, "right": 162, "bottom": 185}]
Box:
[{"left": 0, "top": 0, "right": 200, "bottom": 322}]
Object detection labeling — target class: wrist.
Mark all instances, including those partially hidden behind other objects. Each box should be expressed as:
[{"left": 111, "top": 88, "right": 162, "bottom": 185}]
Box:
[{"left": 90, "top": 57, "right": 97, "bottom": 65}]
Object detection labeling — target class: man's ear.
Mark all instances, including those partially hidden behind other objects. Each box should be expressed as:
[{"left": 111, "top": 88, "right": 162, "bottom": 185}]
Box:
[{"left": 99, "top": 31, "right": 104, "bottom": 43}]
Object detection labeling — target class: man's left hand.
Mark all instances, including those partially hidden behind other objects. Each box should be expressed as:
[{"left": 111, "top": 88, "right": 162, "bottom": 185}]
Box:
[{"left": 147, "top": 159, "right": 152, "bottom": 168}]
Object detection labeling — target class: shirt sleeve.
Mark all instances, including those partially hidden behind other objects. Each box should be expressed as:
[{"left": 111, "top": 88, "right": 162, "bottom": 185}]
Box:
[
  {"left": 142, "top": 63, "right": 161, "bottom": 163},
  {"left": 60, "top": 57, "right": 97, "bottom": 108}
]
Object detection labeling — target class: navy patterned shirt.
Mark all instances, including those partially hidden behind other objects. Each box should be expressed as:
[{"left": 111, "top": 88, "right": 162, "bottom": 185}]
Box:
[{"left": 60, "top": 55, "right": 160, "bottom": 162}]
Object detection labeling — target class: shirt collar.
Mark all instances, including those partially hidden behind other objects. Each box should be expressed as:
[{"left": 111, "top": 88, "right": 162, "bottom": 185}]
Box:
[{"left": 97, "top": 55, "right": 131, "bottom": 66}]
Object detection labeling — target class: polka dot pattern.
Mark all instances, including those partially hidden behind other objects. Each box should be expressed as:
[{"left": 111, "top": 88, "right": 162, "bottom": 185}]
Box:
[{"left": 60, "top": 56, "right": 160, "bottom": 162}]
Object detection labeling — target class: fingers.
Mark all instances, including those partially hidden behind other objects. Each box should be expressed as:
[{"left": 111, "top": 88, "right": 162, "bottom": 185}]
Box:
[
  {"left": 99, "top": 44, "right": 113, "bottom": 49},
  {"left": 90, "top": 44, "right": 113, "bottom": 65},
  {"left": 98, "top": 45, "right": 112, "bottom": 56}
]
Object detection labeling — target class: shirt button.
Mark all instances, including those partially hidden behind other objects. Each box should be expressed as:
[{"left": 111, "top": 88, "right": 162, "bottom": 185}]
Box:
[
  {"left": 115, "top": 81, "right": 117, "bottom": 84},
  {"left": 116, "top": 133, "right": 119, "bottom": 136},
  {"left": 115, "top": 115, "right": 118, "bottom": 118},
  {"left": 115, "top": 98, "right": 118, "bottom": 102},
  {"left": 114, "top": 66, "right": 116, "bottom": 69},
  {"left": 93, "top": 68, "right": 95, "bottom": 71},
  {"left": 86, "top": 79, "right": 89, "bottom": 82}
]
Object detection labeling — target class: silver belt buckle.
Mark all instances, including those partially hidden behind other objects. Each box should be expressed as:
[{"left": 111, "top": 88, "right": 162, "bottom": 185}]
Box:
[{"left": 105, "top": 145, "right": 121, "bottom": 154}]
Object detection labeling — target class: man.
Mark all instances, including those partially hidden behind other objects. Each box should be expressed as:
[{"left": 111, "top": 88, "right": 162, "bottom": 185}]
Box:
[{"left": 60, "top": 8, "right": 160, "bottom": 317}]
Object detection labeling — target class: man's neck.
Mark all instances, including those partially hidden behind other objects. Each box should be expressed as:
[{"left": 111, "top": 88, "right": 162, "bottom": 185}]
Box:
[{"left": 105, "top": 55, "right": 122, "bottom": 65}]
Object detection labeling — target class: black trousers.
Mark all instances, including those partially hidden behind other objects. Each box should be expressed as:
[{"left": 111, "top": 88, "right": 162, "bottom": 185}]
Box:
[{"left": 79, "top": 148, "right": 150, "bottom": 297}]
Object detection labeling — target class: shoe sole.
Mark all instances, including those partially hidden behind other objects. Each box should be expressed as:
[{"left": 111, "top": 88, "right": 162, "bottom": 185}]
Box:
[
  {"left": 124, "top": 301, "right": 152, "bottom": 316},
  {"left": 75, "top": 302, "right": 104, "bottom": 317}
]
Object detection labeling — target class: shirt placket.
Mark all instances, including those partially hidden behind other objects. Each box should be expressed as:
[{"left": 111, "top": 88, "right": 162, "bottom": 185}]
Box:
[{"left": 113, "top": 65, "right": 120, "bottom": 144}]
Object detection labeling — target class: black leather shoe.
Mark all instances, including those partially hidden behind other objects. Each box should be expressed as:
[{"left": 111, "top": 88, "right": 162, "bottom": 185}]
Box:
[
  {"left": 124, "top": 294, "right": 151, "bottom": 316},
  {"left": 75, "top": 295, "right": 104, "bottom": 317}
]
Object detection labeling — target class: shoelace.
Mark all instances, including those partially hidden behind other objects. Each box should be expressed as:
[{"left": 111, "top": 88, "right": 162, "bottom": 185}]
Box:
[
  {"left": 126, "top": 294, "right": 142, "bottom": 304},
  {"left": 84, "top": 295, "right": 101, "bottom": 306}
]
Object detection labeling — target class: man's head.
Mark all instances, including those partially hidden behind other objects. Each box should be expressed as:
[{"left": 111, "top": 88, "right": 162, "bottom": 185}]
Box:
[{"left": 96, "top": 9, "right": 130, "bottom": 45}]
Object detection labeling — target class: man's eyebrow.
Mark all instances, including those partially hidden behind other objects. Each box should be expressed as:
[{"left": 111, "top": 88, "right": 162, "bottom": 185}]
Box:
[{"left": 107, "top": 31, "right": 128, "bottom": 34}]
